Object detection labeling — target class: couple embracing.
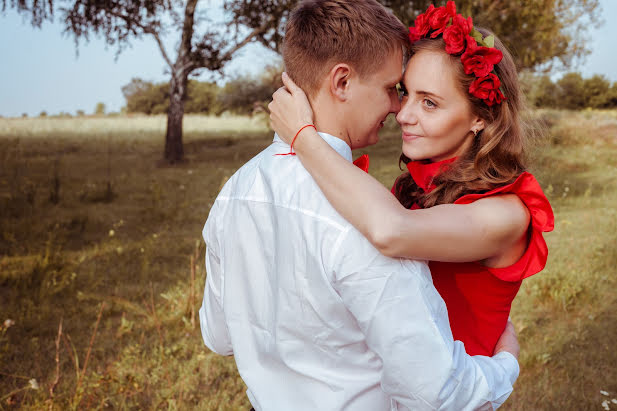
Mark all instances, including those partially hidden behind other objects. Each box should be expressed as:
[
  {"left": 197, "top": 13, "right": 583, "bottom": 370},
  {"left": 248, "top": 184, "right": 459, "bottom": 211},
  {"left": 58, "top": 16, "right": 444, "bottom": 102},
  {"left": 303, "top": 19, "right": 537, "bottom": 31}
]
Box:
[{"left": 200, "top": 0, "right": 554, "bottom": 409}]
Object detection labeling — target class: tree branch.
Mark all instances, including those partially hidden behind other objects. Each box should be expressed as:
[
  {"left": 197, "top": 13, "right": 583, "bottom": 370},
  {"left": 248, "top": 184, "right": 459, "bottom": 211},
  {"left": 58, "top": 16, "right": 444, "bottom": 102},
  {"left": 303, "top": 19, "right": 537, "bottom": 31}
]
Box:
[
  {"left": 104, "top": 9, "right": 174, "bottom": 69},
  {"left": 218, "top": 20, "right": 272, "bottom": 65},
  {"left": 146, "top": 28, "right": 174, "bottom": 69}
]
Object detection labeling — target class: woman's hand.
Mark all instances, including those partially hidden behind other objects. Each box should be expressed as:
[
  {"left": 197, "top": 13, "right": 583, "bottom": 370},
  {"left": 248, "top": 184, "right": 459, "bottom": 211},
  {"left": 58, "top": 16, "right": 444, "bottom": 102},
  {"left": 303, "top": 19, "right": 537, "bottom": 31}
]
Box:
[
  {"left": 494, "top": 319, "right": 519, "bottom": 360},
  {"left": 268, "top": 72, "right": 315, "bottom": 145}
]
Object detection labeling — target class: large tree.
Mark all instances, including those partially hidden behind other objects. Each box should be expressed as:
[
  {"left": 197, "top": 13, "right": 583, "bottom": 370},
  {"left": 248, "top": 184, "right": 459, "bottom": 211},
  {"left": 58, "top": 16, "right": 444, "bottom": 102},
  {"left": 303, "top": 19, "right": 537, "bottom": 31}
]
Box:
[
  {"left": 4, "top": 0, "right": 601, "bottom": 162},
  {"left": 3, "top": 0, "right": 287, "bottom": 163},
  {"left": 227, "top": 0, "right": 602, "bottom": 71}
]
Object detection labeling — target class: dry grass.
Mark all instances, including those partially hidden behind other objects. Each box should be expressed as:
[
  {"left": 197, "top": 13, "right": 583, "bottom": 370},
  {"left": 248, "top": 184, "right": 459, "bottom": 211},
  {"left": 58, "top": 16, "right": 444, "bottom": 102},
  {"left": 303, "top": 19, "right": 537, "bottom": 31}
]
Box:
[
  {"left": 0, "top": 111, "right": 616, "bottom": 409},
  {"left": 0, "top": 114, "right": 269, "bottom": 141}
]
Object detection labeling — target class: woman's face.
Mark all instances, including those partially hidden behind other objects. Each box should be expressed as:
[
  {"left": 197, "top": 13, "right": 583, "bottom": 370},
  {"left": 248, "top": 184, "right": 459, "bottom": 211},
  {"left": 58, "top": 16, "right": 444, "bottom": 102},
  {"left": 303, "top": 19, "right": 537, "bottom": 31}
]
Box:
[{"left": 396, "top": 49, "right": 483, "bottom": 162}]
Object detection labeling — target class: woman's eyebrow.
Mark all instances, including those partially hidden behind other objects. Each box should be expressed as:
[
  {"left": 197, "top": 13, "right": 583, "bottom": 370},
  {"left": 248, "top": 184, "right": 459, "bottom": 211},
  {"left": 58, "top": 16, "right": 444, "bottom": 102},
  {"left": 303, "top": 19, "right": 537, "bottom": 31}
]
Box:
[{"left": 414, "top": 89, "right": 445, "bottom": 101}]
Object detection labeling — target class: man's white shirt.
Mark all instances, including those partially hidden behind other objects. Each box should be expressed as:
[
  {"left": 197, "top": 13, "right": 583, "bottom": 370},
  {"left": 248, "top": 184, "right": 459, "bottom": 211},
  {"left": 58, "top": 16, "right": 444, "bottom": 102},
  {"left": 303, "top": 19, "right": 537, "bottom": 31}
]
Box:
[{"left": 200, "top": 133, "right": 519, "bottom": 410}]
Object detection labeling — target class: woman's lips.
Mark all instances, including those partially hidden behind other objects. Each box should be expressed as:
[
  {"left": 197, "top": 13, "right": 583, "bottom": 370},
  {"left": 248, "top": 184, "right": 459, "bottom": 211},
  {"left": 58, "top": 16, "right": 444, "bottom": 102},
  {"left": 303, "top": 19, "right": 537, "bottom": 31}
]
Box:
[{"left": 402, "top": 132, "right": 421, "bottom": 142}]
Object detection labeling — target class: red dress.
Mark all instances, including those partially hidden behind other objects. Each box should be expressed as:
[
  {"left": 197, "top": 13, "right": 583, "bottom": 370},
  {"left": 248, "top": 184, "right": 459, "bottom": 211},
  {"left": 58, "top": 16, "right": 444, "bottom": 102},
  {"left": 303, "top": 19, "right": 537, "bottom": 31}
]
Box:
[{"left": 397, "top": 159, "right": 554, "bottom": 356}]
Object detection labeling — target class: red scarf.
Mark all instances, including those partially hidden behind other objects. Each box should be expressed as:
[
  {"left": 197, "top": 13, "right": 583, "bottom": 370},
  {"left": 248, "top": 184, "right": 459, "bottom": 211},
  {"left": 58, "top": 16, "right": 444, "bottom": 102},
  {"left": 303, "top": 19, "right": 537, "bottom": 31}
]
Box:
[
  {"left": 353, "top": 154, "right": 369, "bottom": 173},
  {"left": 406, "top": 157, "right": 457, "bottom": 193}
]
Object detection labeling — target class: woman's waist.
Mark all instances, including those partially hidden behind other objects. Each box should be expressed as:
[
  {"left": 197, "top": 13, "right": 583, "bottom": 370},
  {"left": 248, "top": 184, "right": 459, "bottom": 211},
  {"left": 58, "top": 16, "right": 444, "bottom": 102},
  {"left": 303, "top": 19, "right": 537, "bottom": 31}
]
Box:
[{"left": 429, "top": 261, "right": 522, "bottom": 355}]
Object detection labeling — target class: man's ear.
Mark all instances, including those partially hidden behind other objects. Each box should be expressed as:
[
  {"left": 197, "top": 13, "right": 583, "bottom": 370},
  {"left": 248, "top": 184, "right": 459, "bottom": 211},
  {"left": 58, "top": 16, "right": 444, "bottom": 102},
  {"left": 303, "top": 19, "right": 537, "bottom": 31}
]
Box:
[{"left": 329, "top": 63, "right": 352, "bottom": 101}]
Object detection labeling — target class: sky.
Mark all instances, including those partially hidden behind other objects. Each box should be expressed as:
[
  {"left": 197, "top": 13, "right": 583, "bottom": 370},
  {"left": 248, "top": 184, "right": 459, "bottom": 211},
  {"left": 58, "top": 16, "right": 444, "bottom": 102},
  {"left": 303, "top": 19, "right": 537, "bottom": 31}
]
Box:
[{"left": 0, "top": 0, "right": 616, "bottom": 118}]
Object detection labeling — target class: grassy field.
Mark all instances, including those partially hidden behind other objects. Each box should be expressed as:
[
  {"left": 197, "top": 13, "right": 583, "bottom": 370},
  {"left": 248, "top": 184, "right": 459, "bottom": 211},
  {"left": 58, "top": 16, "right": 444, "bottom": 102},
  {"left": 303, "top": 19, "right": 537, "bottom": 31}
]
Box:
[{"left": 0, "top": 111, "right": 616, "bottom": 410}]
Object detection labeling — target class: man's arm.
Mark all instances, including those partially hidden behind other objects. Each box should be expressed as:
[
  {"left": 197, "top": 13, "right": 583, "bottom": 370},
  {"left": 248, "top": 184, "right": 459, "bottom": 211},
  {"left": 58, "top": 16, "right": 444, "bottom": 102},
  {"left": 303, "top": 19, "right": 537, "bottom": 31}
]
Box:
[
  {"left": 199, "top": 209, "right": 233, "bottom": 356},
  {"left": 331, "top": 228, "right": 519, "bottom": 410}
]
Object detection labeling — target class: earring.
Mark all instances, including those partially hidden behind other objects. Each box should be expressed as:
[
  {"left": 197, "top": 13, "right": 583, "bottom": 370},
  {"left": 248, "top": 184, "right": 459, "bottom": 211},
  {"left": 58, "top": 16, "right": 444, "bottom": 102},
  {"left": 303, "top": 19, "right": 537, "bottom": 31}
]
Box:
[{"left": 472, "top": 129, "right": 479, "bottom": 137}]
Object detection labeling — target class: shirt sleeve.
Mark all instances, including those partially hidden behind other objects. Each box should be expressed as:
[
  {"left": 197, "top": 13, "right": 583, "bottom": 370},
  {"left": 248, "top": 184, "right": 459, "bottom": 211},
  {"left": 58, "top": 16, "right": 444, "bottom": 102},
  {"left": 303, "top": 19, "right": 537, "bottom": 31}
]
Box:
[
  {"left": 199, "top": 205, "right": 233, "bottom": 356},
  {"left": 330, "top": 227, "right": 519, "bottom": 410}
]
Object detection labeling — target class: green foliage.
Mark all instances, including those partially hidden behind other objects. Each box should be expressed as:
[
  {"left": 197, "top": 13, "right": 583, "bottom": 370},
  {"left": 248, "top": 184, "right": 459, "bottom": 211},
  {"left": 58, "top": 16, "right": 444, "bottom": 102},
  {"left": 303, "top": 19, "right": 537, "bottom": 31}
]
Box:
[
  {"left": 228, "top": 0, "right": 602, "bottom": 72},
  {"left": 122, "top": 64, "right": 282, "bottom": 116},
  {"left": 556, "top": 73, "right": 586, "bottom": 110},
  {"left": 122, "top": 78, "right": 223, "bottom": 115},
  {"left": 522, "top": 72, "right": 617, "bottom": 109},
  {"left": 185, "top": 80, "right": 223, "bottom": 114},
  {"left": 94, "top": 102, "right": 106, "bottom": 115},
  {"left": 218, "top": 64, "right": 283, "bottom": 115},
  {"left": 584, "top": 75, "right": 613, "bottom": 108},
  {"left": 521, "top": 73, "right": 560, "bottom": 108},
  {"left": 122, "top": 78, "right": 169, "bottom": 115}
]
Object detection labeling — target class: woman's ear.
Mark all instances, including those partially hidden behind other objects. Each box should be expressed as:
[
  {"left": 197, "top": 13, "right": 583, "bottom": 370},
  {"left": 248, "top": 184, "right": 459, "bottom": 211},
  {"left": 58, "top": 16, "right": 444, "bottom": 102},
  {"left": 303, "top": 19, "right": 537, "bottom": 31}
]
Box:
[
  {"left": 471, "top": 116, "right": 485, "bottom": 135},
  {"left": 329, "top": 63, "right": 352, "bottom": 101}
]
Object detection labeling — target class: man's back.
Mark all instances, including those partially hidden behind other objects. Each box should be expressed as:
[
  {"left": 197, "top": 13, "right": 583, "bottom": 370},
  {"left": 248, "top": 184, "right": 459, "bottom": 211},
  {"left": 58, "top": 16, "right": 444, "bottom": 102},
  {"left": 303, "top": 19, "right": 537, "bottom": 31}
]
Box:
[
  {"left": 200, "top": 134, "right": 518, "bottom": 411},
  {"left": 201, "top": 134, "right": 418, "bottom": 409}
]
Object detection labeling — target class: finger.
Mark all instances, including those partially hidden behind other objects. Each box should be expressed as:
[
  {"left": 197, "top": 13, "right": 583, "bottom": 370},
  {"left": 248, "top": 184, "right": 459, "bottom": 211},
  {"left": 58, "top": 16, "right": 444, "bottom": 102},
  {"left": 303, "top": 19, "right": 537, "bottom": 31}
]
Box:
[
  {"left": 272, "top": 87, "right": 284, "bottom": 99},
  {"left": 267, "top": 101, "right": 274, "bottom": 112},
  {"left": 282, "top": 72, "right": 302, "bottom": 95},
  {"left": 272, "top": 86, "right": 292, "bottom": 102}
]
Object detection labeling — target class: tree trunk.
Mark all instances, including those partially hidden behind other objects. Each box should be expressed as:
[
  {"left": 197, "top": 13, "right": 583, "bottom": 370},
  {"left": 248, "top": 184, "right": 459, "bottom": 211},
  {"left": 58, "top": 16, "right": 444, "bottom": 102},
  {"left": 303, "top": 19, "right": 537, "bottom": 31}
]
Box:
[
  {"left": 163, "top": 0, "right": 198, "bottom": 164},
  {"left": 164, "top": 69, "right": 188, "bottom": 164}
]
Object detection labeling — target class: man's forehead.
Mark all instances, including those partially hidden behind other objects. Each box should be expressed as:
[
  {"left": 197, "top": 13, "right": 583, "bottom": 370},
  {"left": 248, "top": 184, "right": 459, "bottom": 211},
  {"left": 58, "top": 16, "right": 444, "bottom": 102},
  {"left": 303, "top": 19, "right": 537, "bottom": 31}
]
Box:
[{"left": 382, "top": 50, "right": 405, "bottom": 82}]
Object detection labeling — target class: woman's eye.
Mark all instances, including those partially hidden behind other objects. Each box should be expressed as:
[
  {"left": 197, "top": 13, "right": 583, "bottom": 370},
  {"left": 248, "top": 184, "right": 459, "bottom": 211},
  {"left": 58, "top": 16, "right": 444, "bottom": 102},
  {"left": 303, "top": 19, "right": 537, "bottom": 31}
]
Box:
[{"left": 423, "top": 98, "right": 437, "bottom": 108}]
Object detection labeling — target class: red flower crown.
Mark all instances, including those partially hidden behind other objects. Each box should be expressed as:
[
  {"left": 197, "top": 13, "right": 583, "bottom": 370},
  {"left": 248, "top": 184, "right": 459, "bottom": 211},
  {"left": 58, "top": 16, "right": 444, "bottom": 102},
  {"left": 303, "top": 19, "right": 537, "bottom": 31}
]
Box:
[{"left": 409, "top": 1, "right": 505, "bottom": 107}]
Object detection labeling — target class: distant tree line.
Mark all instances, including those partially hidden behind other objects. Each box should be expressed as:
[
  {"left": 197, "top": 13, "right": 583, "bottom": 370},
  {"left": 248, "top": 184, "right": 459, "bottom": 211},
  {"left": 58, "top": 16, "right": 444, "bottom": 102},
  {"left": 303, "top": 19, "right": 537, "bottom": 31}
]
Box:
[
  {"left": 122, "top": 65, "right": 283, "bottom": 116},
  {"left": 123, "top": 68, "right": 617, "bottom": 116},
  {"left": 522, "top": 72, "right": 617, "bottom": 109}
]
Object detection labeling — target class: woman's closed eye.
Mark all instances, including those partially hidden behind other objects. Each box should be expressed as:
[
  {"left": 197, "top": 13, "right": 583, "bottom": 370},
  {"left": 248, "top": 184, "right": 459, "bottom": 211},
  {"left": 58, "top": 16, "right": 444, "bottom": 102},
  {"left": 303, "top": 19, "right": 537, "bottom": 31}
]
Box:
[{"left": 397, "top": 82, "right": 408, "bottom": 99}]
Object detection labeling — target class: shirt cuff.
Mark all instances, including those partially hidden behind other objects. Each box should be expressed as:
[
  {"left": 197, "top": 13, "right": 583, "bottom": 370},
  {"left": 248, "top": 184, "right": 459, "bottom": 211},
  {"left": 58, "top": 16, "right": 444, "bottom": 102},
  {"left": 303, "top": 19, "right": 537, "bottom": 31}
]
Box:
[{"left": 492, "top": 351, "right": 520, "bottom": 386}]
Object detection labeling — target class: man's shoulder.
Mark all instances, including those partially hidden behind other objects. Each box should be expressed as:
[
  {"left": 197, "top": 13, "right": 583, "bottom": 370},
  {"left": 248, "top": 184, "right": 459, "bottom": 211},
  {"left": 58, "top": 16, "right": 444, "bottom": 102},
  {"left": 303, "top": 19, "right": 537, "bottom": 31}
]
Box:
[
  {"left": 214, "top": 142, "right": 350, "bottom": 226},
  {"left": 213, "top": 142, "right": 281, "bottom": 198}
]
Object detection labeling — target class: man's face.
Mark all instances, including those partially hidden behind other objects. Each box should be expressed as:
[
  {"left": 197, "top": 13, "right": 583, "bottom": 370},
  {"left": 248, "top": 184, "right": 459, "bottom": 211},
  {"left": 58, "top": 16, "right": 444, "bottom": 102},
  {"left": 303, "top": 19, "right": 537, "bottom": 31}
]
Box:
[{"left": 344, "top": 49, "right": 403, "bottom": 149}]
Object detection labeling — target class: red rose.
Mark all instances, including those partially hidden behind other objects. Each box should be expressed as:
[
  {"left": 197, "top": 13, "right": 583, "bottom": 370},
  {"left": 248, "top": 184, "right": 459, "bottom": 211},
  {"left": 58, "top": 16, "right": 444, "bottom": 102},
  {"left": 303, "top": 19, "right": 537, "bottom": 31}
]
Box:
[
  {"left": 469, "top": 73, "right": 506, "bottom": 106},
  {"left": 461, "top": 37, "right": 503, "bottom": 77},
  {"left": 409, "top": 26, "right": 421, "bottom": 43},
  {"left": 446, "top": 0, "right": 456, "bottom": 17},
  {"left": 428, "top": 6, "right": 451, "bottom": 38},
  {"left": 443, "top": 15, "right": 473, "bottom": 55},
  {"left": 414, "top": 10, "right": 431, "bottom": 38}
]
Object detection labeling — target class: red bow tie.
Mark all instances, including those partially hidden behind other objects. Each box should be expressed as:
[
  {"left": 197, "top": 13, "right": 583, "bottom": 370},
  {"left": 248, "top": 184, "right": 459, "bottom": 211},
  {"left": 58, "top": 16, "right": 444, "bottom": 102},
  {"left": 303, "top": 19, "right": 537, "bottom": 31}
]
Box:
[{"left": 353, "top": 154, "right": 369, "bottom": 173}]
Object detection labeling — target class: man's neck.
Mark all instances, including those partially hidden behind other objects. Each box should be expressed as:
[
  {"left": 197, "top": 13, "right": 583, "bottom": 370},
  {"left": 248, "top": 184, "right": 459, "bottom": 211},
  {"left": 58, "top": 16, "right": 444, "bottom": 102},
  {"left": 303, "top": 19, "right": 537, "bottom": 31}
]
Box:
[{"left": 310, "top": 94, "right": 352, "bottom": 148}]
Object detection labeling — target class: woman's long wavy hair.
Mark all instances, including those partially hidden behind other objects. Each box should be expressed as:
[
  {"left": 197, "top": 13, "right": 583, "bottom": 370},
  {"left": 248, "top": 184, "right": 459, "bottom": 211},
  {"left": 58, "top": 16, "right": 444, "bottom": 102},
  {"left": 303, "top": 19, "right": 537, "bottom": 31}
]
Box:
[{"left": 394, "top": 28, "right": 529, "bottom": 209}]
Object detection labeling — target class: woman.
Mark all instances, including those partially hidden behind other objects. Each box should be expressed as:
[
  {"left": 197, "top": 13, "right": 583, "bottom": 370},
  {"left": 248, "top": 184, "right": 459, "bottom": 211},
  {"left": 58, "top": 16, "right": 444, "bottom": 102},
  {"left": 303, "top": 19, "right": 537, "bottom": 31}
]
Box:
[{"left": 268, "top": 1, "right": 554, "bottom": 356}]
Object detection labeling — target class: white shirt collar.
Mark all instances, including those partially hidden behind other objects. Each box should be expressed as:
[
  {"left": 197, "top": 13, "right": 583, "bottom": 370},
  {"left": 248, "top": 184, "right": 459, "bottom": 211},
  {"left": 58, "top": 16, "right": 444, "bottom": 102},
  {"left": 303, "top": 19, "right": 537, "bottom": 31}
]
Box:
[{"left": 273, "top": 132, "right": 353, "bottom": 163}]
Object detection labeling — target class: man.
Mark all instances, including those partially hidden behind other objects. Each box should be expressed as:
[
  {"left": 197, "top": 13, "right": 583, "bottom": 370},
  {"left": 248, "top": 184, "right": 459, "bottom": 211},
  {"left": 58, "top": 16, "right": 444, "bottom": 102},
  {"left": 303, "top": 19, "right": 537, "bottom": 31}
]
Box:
[{"left": 200, "top": 1, "right": 519, "bottom": 409}]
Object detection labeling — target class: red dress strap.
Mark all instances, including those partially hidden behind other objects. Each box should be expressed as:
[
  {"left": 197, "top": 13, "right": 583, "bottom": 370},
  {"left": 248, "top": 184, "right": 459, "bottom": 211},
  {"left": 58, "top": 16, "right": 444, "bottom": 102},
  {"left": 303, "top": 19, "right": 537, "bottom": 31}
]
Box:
[{"left": 454, "top": 171, "right": 555, "bottom": 281}]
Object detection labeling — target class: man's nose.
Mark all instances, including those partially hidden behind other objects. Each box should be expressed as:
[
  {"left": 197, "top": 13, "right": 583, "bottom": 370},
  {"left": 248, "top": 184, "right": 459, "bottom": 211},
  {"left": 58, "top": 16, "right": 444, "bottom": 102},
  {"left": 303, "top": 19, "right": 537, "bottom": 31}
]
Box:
[{"left": 390, "top": 93, "right": 401, "bottom": 113}]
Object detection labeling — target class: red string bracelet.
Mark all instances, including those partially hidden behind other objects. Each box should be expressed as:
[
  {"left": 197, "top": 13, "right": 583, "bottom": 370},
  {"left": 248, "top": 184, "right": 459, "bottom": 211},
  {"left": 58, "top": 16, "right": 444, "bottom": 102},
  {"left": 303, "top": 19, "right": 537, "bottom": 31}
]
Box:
[{"left": 275, "top": 124, "right": 316, "bottom": 156}]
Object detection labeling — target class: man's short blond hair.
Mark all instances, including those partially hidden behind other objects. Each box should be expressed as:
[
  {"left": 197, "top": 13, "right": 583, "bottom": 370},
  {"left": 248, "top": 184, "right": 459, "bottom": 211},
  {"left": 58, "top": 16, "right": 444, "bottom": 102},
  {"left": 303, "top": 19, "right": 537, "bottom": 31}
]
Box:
[{"left": 283, "top": 0, "right": 409, "bottom": 96}]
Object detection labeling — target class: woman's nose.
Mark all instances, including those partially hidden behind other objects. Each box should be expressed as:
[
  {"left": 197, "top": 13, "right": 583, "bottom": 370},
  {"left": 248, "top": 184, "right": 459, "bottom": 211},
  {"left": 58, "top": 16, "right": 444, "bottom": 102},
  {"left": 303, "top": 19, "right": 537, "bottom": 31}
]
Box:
[{"left": 396, "top": 99, "right": 418, "bottom": 126}]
